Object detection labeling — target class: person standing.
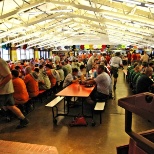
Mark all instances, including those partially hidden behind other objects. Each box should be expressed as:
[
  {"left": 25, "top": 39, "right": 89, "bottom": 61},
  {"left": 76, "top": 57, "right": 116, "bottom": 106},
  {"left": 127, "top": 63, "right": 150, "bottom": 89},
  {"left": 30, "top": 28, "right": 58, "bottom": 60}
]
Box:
[
  {"left": 86, "top": 53, "right": 98, "bottom": 73},
  {"left": 0, "top": 57, "right": 29, "bottom": 129},
  {"left": 127, "top": 51, "right": 131, "bottom": 65},
  {"left": 131, "top": 51, "right": 137, "bottom": 64},
  {"left": 110, "top": 52, "right": 123, "bottom": 90},
  {"left": 140, "top": 51, "right": 149, "bottom": 63}
]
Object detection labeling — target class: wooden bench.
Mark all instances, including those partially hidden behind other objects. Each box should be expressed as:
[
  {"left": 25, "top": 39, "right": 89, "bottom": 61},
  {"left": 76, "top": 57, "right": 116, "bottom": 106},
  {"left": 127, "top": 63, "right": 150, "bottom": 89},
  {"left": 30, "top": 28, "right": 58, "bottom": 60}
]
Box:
[
  {"left": 123, "top": 69, "right": 128, "bottom": 80},
  {"left": 45, "top": 96, "right": 64, "bottom": 124},
  {"left": 94, "top": 102, "right": 105, "bottom": 124}
]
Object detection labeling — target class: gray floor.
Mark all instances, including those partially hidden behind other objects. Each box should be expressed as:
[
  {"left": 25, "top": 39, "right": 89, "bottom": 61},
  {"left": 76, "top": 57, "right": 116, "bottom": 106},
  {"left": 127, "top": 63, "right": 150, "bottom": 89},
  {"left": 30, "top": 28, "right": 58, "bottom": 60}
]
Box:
[{"left": 0, "top": 69, "right": 154, "bottom": 154}]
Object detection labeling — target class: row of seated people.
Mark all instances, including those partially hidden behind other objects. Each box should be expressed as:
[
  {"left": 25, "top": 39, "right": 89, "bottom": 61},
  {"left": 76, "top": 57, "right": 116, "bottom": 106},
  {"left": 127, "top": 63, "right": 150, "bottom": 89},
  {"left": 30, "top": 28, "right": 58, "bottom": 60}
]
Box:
[
  {"left": 10, "top": 62, "right": 88, "bottom": 106},
  {"left": 127, "top": 61, "right": 154, "bottom": 94}
]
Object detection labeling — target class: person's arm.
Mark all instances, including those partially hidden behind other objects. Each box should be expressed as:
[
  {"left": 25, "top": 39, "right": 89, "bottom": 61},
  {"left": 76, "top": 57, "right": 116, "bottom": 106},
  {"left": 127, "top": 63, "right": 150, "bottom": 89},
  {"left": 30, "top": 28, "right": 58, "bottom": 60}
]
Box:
[
  {"left": 72, "top": 78, "right": 79, "bottom": 83},
  {"left": 119, "top": 58, "right": 124, "bottom": 68},
  {"left": 83, "top": 79, "right": 96, "bottom": 85},
  {"left": 80, "top": 74, "right": 85, "bottom": 81},
  {"left": 140, "top": 55, "right": 143, "bottom": 61},
  {"left": 0, "top": 73, "right": 12, "bottom": 87}
]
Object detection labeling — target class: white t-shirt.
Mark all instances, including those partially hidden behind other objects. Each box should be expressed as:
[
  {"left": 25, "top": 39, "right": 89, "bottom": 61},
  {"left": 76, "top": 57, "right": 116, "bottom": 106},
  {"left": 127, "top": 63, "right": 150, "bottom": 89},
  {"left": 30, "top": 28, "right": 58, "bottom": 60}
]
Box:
[
  {"left": 0, "top": 58, "right": 14, "bottom": 94},
  {"left": 63, "top": 73, "right": 75, "bottom": 88},
  {"left": 110, "top": 56, "right": 122, "bottom": 68},
  {"left": 94, "top": 72, "right": 111, "bottom": 95},
  {"left": 87, "top": 56, "right": 95, "bottom": 65}
]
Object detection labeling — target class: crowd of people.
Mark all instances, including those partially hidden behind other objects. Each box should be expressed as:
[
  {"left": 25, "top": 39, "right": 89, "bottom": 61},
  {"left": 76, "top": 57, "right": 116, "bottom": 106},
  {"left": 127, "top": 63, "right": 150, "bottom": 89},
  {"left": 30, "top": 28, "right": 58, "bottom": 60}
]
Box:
[
  {"left": 127, "top": 51, "right": 154, "bottom": 94},
  {"left": 1, "top": 50, "right": 153, "bottom": 129}
]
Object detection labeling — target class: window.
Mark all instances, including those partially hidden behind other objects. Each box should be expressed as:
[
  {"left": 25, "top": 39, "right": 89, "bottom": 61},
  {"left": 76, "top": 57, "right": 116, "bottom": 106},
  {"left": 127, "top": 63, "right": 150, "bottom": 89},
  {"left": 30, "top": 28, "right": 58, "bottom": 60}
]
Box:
[
  {"left": 2, "top": 48, "right": 10, "bottom": 60},
  {"left": 16, "top": 48, "right": 21, "bottom": 60},
  {"left": 21, "top": 49, "right": 26, "bottom": 59},
  {"left": 25, "top": 48, "right": 34, "bottom": 59},
  {"left": 29, "top": 49, "right": 34, "bottom": 59}
]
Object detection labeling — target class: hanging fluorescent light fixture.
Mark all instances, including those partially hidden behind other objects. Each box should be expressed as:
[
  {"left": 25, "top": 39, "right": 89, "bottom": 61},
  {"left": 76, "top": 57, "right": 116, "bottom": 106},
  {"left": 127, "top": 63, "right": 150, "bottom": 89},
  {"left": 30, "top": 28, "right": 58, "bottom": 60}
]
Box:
[
  {"left": 17, "top": 2, "right": 46, "bottom": 14},
  {"left": 113, "top": 0, "right": 141, "bottom": 5},
  {"left": 103, "top": 14, "right": 132, "bottom": 23},
  {"left": 133, "top": 21, "right": 154, "bottom": 29},
  {"left": 19, "top": 11, "right": 43, "bottom": 16},
  {"left": 144, "top": 3, "right": 154, "bottom": 8},
  {"left": 19, "top": 9, "right": 73, "bottom": 16},
  {"left": 47, "top": 9, "right": 73, "bottom": 13}
]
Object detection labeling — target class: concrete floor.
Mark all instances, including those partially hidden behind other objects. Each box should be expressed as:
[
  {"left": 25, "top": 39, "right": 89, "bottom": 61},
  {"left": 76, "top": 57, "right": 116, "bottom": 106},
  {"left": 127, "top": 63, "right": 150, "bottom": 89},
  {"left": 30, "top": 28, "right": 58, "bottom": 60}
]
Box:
[{"left": 0, "top": 69, "right": 154, "bottom": 154}]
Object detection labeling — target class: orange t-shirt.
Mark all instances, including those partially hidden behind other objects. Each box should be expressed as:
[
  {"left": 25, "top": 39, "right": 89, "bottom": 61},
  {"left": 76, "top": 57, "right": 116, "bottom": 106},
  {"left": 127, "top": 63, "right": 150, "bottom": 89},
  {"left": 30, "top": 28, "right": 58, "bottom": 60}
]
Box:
[
  {"left": 24, "top": 74, "right": 39, "bottom": 98},
  {"left": 12, "top": 77, "right": 29, "bottom": 104},
  {"left": 46, "top": 70, "right": 56, "bottom": 88}
]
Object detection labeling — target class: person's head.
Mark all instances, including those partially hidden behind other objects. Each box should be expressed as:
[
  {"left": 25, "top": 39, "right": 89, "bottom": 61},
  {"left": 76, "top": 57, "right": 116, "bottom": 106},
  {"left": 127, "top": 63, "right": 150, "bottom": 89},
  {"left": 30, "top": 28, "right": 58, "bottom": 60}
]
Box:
[
  {"left": 80, "top": 65, "right": 85, "bottom": 71},
  {"left": 142, "top": 61, "right": 148, "bottom": 68},
  {"left": 15, "top": 66, "right": 21, "bottom": 71},
  {"left": 93, "top": 53, "right": 97, "bottom": 57},
  {"left": 64, "top": 59, "right": 68, "bottom": 64},
  {"left": 45, "top": 64, "right": 52, "bottom": 71},
  {"left": 133, "top": 62, "right": 138, "bottom": 68},
  {"left": 115, "top": 52, "right": 120, "bottom": 57},
  {"left": 94, "top": 58, "right": 99, "bottom": 63},
  {"left": 39, "top": 64, "right": 43, "bottom": 69},
  {"left": 56, "top": 65, "right": 62, "bottom": 70},
  {"left": 72, "top": 68, "right": 78, "bottom": 76},
  {"left": 149, "top": 62, "right": 154, "bottom": 68},
  {"left": 35, "top": 64, "right": 39, "bottom": 68},
  {"left": 97, "top": 65, "right": 105, "bottom": 74},
  {"left": 34, "top": 68, "right": 39, "bottom": 73},
  {"left": 145, "top": 67, "right": 153, "bottom": 77},
  {"left": 25, "top": 66, "right": 32, "bottom": 75},
  {"left": 11, "top": 69, "right": 19, "bottom": 78},
  {"left": 134, "top": 65, "right": 140, "bottom": 72}
]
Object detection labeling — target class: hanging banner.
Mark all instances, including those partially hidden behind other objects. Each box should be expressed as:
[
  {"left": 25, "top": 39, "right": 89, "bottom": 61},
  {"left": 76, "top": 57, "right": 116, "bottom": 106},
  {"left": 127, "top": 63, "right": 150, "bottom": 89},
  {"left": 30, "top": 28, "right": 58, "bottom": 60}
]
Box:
[
  {"left": 50, "top": 51, "right": 52, "bottom": 59},
  {"left": 11, "top": 47, "right": 17, "bottom": 61},
  {"left": 97, "top": 45, "right": 102, "bottom": 49},
  {"left": 84, "top": 44, "right": 89, "bottom": 49},
  {"left": 121, "top": 45, "right": 126, "bottom": 48},
  {"left": 76, "top": 45, "right": 80, "bottom": 49},
  {"left": 80, "top": 45, "right": 84, "bottom": 50},
  {"left": 34, "top": 49, "right": 40, "bottom": 59},
  {"left": 93, "top": 45, "right": 97, "bottom": 49},
  {"left": 89, "top": 44, "right": 93, "bottom": 50}
]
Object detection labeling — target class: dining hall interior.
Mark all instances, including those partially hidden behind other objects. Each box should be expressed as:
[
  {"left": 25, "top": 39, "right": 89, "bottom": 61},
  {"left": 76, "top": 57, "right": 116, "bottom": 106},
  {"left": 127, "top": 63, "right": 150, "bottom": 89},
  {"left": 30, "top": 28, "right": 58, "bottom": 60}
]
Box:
[{"left": 0, "top": 0, "right": 154, "bottom": 154}]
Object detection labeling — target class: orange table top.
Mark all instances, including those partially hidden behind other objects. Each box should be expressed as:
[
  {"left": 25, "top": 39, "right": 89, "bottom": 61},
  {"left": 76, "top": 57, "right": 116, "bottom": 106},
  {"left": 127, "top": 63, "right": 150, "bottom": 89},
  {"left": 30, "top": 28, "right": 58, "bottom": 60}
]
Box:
[{"left": 56, "top": 83, "right": 95, "bottom": 97}]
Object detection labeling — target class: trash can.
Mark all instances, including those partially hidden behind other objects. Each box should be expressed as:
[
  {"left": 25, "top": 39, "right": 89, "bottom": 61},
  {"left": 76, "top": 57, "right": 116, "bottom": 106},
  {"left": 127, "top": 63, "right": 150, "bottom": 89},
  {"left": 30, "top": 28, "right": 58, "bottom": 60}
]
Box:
[{"left": 117, "top": 92, "right": 154, "bottom": 154}]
